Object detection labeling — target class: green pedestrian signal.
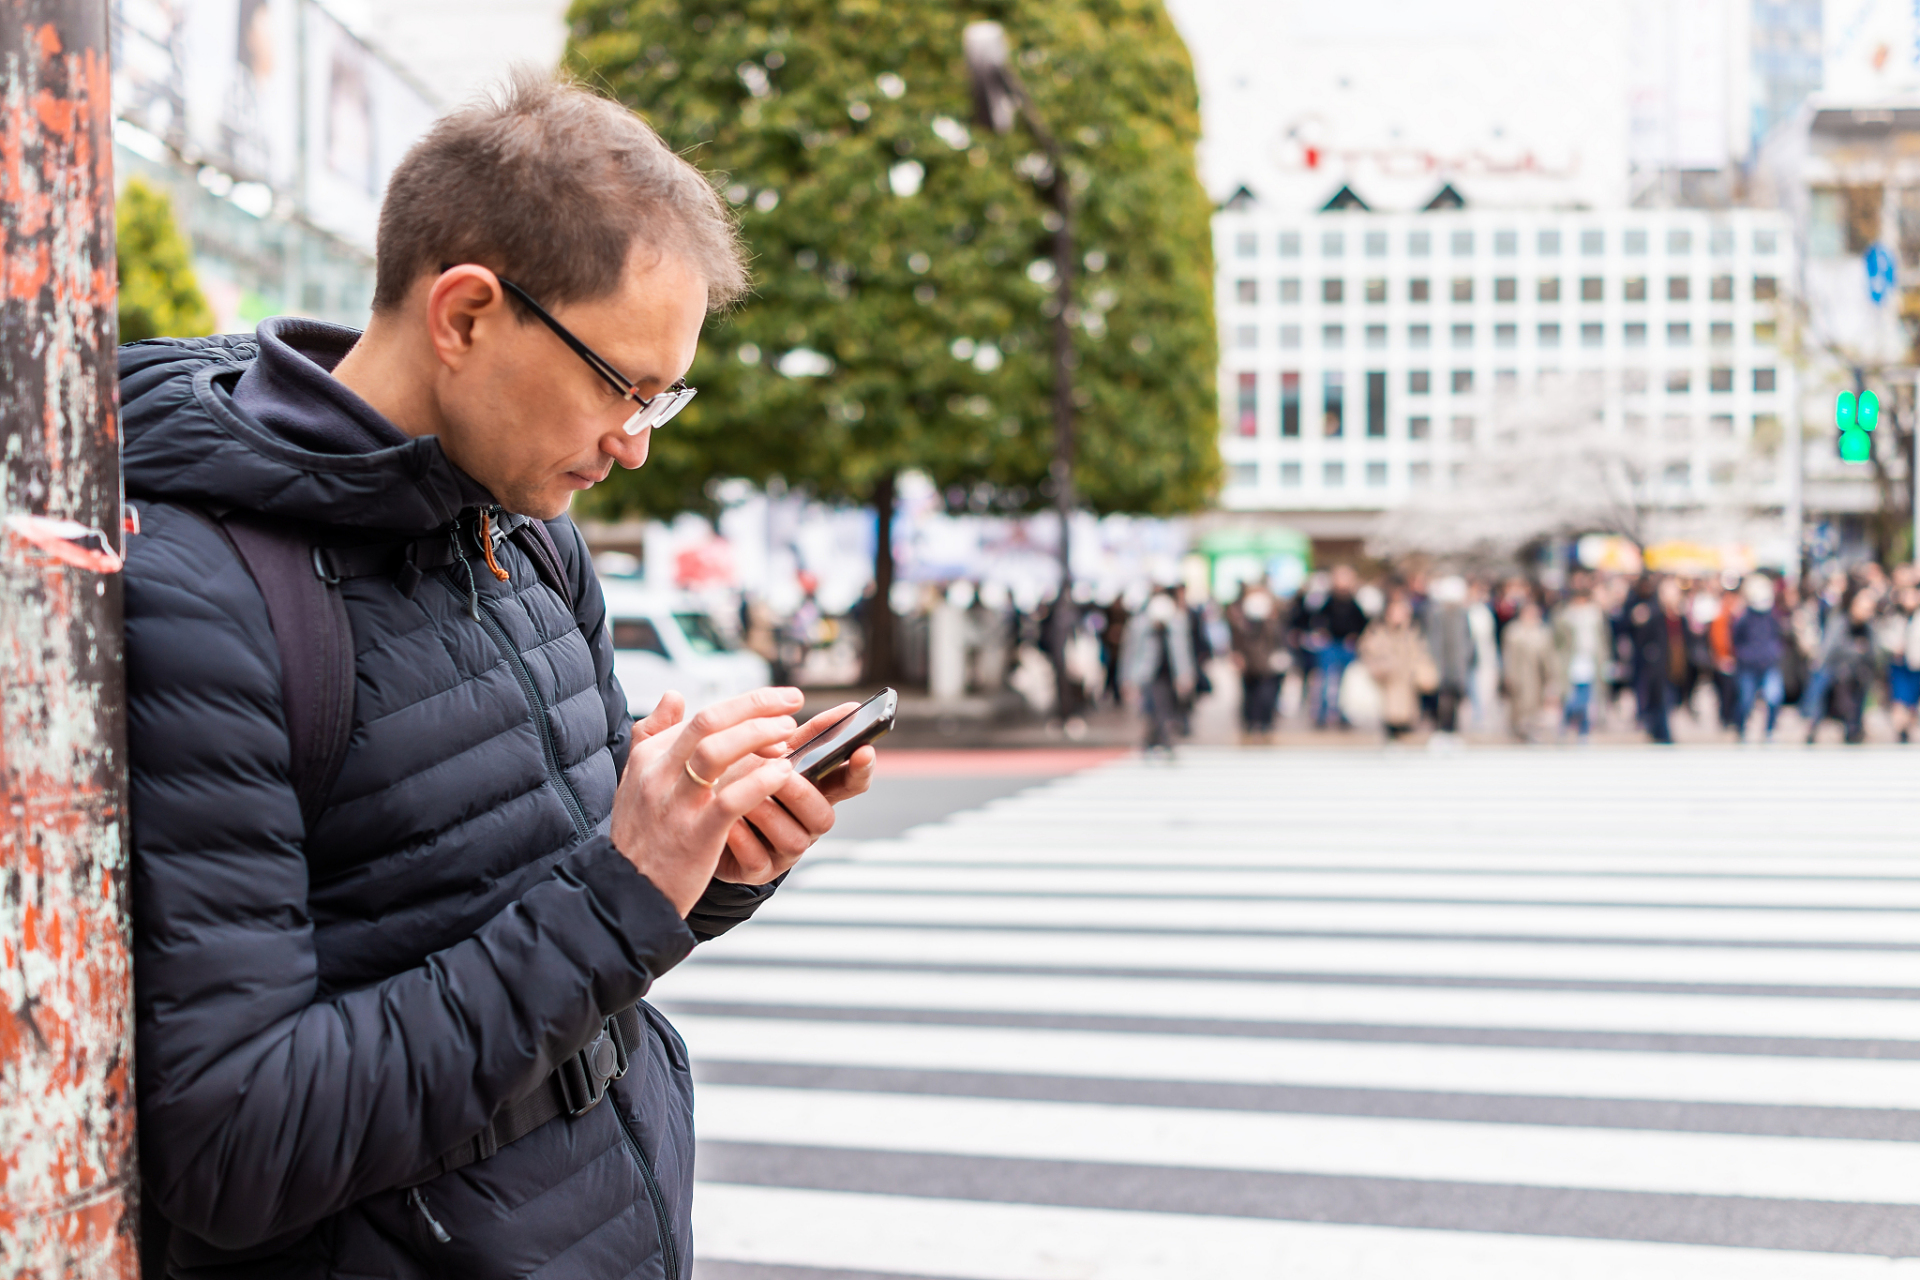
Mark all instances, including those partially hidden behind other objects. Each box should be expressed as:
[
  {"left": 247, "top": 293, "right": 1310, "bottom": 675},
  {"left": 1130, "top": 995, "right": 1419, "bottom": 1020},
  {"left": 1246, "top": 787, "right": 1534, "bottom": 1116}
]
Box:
[{"left": 1836, "top": 388, "right": 1879, "bottom": 463}]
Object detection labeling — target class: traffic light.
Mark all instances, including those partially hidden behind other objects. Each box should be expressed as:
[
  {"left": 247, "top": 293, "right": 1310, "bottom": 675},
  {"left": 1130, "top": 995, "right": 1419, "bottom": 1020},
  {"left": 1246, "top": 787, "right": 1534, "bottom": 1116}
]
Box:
[{"left": 1837, "top": 388, "right": 1878, "bottom": 462}]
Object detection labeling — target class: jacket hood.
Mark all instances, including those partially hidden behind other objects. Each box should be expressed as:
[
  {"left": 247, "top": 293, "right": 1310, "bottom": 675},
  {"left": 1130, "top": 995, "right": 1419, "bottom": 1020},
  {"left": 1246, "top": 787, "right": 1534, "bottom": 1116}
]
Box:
[{"left": 120, "top": 333, "right": 494, "bottom": 535}]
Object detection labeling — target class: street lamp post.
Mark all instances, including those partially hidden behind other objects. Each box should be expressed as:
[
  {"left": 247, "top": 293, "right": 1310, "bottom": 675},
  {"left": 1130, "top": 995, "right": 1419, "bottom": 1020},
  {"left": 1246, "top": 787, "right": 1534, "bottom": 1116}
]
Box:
[{"left": 964, "top": 21, "right": 1080, "bottom": 721}]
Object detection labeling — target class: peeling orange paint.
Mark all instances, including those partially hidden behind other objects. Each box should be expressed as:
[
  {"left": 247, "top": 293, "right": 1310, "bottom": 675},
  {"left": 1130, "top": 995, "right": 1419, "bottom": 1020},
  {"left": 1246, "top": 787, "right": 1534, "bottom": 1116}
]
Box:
[{"left": 1, "top": 0, "right": 136, "bottom": 1275}]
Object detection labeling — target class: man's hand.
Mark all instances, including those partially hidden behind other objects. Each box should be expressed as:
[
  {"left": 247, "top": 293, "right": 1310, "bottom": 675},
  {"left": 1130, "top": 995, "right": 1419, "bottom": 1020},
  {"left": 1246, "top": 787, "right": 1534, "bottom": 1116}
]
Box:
[
  {"left": 610, "top": 687, "right": 802, "bottom": 916},
  {"left": 716, "top": 701, "right": 878, "bottom": 886}
]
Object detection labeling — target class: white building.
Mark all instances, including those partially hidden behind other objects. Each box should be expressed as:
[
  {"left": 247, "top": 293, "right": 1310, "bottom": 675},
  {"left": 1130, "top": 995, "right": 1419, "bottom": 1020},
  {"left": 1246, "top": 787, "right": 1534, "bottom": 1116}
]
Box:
[{"left": 1212, "top": 200, "right": 1797, "bottom": 546}]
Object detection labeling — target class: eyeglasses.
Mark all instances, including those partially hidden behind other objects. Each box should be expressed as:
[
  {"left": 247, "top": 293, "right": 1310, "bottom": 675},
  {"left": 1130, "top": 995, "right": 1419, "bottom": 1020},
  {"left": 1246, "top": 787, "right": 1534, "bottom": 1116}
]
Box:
[{"left": 492, "top": 273, "right": 697, "bottom": 435}]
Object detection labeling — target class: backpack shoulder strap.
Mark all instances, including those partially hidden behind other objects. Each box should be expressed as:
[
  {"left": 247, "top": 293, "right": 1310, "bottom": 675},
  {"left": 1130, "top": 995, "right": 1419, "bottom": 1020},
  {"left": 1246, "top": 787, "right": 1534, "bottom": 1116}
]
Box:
[
  {"left": 509, "top": 517, "right": 576, "bottom": 614},
  {"left": 186, "top": 507, "right": 355, "bottom": 831}
]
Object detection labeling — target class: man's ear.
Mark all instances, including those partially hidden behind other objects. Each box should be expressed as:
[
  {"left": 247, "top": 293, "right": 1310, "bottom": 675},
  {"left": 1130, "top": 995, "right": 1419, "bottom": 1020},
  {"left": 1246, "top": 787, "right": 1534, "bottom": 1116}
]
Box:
[{"left": 426, "top": 265, "right": 507, "bottom": 372}]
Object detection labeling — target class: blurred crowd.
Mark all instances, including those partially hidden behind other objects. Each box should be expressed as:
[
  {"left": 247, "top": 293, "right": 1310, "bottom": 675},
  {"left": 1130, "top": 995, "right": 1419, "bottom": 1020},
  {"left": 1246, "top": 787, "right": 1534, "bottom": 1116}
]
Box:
[{"left": 724, "top": 558, "right": 1920, "bottom": 750}]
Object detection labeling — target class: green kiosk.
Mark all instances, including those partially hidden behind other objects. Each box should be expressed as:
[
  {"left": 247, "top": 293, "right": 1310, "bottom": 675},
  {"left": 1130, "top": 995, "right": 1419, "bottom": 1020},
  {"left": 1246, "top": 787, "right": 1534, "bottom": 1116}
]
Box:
[{"left": 1194, "top": 526, "right": 1312, "bottom": 600}]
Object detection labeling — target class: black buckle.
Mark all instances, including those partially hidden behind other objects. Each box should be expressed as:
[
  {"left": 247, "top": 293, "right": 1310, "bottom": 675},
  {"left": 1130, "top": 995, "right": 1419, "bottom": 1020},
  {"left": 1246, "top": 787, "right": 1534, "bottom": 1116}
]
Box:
[{"left": 556, "top": 1014, "right": 630, "bottom": 1117}]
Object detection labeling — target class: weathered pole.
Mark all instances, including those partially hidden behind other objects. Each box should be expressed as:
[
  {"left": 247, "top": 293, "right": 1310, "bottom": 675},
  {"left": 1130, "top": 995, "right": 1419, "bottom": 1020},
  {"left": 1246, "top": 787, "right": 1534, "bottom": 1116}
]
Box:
[{"left": 0, "top": 0, "right": 137, "bottom": 1273}]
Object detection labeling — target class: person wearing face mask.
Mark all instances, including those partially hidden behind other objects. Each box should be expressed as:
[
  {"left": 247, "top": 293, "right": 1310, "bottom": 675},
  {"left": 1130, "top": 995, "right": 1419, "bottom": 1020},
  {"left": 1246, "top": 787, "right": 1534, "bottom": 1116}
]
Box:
[
  {"left": 1227, "top": 582, "right": 1288, "bottom": 743},
  {"left": 1122, "top": 589, "right": 1197, "bottom": 755}
]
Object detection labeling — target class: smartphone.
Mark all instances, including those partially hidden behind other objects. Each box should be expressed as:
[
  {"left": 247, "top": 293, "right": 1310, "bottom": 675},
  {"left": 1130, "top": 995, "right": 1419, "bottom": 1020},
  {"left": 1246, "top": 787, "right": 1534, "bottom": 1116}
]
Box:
[{"left": 788, "top": 688, "right": 896, "bottom": 785}]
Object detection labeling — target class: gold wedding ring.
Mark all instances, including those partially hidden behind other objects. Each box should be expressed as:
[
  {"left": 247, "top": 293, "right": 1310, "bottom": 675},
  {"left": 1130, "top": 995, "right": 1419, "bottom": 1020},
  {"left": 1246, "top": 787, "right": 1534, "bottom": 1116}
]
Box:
[{"left": 684, "top": 759, "right": 716, "bottom": 790}]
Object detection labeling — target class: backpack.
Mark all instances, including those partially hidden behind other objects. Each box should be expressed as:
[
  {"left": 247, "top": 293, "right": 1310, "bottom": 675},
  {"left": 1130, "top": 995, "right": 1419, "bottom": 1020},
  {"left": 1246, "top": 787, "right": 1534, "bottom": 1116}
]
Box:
[{"left": 189, "top": 507, "right": 578, "bottom": 829}]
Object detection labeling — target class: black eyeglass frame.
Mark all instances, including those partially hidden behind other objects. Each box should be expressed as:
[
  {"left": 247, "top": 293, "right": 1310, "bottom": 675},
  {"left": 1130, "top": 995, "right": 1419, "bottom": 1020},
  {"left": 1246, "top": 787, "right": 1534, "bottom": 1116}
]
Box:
[{"left": 443, "top": 265, "right": 697, "bottom": 435}]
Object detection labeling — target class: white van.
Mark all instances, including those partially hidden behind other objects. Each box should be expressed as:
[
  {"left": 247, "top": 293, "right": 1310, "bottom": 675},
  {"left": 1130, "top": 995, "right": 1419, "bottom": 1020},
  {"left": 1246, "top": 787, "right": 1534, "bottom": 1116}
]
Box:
[{"left": 600, "top": 582, "right": 771, "bottom": 718}]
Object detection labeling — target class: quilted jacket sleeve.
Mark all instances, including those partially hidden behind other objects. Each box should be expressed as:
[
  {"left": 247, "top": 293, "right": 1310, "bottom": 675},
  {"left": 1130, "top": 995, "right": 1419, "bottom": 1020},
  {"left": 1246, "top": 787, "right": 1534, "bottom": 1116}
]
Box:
[
  {"left": 128, "top": 505, "right": 697, "bottom": 1250},
  {"left": 549, "top": 516, "right": 785, "bottom": 943}
]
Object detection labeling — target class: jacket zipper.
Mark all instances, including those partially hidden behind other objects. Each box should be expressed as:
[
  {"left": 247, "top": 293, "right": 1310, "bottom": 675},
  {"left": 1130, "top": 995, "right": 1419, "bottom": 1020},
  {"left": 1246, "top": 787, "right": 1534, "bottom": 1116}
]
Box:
[
  {"left": 447, "top": 520, "right": 593, "bottom": 840},
  {"left": 615, "top": 1108, "right": 681, "bottom": 1280},
  {"left": 407, "top": 1186, "right": 452, "bottom": 1244}
]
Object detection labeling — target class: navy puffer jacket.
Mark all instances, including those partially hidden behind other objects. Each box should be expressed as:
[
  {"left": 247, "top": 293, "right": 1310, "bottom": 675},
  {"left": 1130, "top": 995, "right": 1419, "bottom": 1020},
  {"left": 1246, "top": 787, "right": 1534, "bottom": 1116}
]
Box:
[{"left": 122, "top": 331, "right": 769, "bottom": 1279}]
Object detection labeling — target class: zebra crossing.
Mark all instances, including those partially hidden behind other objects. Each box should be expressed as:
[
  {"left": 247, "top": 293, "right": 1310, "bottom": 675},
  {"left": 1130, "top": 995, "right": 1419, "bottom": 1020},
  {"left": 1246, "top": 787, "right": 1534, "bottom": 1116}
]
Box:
[{"left": 655, "top": 747, "right": 1920, "bottom": 1278}]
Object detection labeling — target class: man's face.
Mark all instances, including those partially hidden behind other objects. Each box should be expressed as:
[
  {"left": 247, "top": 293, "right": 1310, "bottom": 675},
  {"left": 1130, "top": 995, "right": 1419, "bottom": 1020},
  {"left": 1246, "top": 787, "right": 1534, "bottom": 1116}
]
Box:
[{"left": 437, "top": 249, "right": 708, "bottom": 519}]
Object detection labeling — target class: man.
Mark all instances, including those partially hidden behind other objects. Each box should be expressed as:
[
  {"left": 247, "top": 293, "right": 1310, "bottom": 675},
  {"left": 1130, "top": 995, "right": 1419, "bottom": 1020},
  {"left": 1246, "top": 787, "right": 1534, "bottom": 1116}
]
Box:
[
  {"left": 122, "top": 73, "right": 873, "bottom": 1278},
  {"left": 1308, "top": 564, "right": 1368, "bottom": 727},
  {"left": 1624, "top": 574, "right": 1674, "bottom": 743}
]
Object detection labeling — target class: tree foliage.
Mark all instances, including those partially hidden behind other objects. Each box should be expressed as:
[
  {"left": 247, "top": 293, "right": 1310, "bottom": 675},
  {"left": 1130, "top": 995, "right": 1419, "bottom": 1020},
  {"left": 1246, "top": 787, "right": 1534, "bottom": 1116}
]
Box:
[
  {"left": 564, "top": 0, "right": 1220, "bottom": 521},
  {"left": 117, "top": 177, "right": 215, "bottom": 343}
]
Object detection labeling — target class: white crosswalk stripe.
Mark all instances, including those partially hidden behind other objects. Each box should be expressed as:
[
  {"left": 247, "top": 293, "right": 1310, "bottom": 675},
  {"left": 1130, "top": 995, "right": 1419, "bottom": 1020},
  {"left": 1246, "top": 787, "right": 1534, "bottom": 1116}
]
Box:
[{"left": 661, "top": 748, "right": 1920, "bottom": 1280}]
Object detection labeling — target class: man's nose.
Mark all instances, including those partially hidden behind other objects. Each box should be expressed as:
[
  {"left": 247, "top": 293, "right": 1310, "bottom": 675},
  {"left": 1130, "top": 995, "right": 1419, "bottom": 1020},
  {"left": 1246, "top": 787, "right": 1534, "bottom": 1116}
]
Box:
[{"left": 602, "top": 425, "right": 652, "bottom": 470}]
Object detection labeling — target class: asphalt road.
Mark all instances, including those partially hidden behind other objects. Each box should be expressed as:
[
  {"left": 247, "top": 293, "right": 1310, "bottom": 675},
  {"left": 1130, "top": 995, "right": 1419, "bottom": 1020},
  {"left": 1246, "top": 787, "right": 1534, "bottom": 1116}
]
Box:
[{"left": 667, "top": 746, "right": 1920, "bottom": 1280}]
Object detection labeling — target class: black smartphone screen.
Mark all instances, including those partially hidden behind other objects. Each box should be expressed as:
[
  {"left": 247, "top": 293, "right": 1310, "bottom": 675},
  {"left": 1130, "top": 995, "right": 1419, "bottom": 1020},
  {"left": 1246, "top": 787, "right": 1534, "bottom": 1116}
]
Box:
[{"left": 789, "top": 688, "right": 897, "bottom": 784}]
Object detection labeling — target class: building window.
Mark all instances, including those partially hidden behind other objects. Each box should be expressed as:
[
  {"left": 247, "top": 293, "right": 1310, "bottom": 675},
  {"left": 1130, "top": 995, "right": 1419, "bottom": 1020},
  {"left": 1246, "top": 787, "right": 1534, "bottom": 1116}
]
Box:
[
  {"left": 1451, "top": 324, "right": 1473, "bottom": 349},
  {"left": 1623, "top": 276, "right": 1647, "bottom": 301},
  {"left": 1451, "top": 368, "right": 1474, "bottom": 393},
  {"left": 1323, "top": 324, "right": 1345, "bottom": 349},
  {"left": 1710, "top": 461, "right": 1736, "bottom": 488},
  {"left": 1662, "top": 461, "right": 1691, "bottom": 489},
  {"left": 1322, "top": 230, "right": 1344, "bottom": 257},
  {"left": 1667, "top": 228, "right": 1692, "bottom": 254},
  {"left": 1580, "top": 322, "right": 1603, "bottom": 348},
  {"left": 1409, "top": 278, "right": 1431, "bottom": 303},
  {"left": 1408, "top": 230, "right": 1431, "bottom": 257},
  {"left": 1754, "top": 320, "right": 1776, "bottom": 345},
  {"left": 1538, "top": 323, "right": 1561, "bottom": 348},
  {"left": 1229, "top": 462, "right": 1258, "bottom": 487},
  {"left": 1710, "top": 413, "right": 1734, "bottom": 435},
  {"left": 1538, "top": 229, "right": 1562, "bottom": 256},
  {"left": 1581, "top": 228, "right": 1604, "bottom": 255},
  {"left": 1323, "top": 371, "right": 1345, "bottom": 436},
  {"left": 1236, "top": 279, "right": 1258, "bottom": 304},
  {"left": 1667, "top": 322, "right": 1691, "bottom": 347},
  {"left": 1409, "top": 460, "right": 1433, "bottom": 487},
  {"left": 1365, "top": 230, "right": 1388, "bottom": 257},
  {"left": 1709, "top": 367, "right": 1732, "bottom": 393},
  {"left": 1538, "top": 277, "right": 1561, "bottom": 302},
  {"left": 1623, "top": 369, "right": 1649, "bottom": 393},
  {"left": 1624, "top": 413, "right": 1647, "bottom": 434},
  {"left": 1494, "top": 230, "right": 1518, "bottom": 256},
  {"left": 1366, "top": 460, "right": 1389, "bottom": 487},
  {"left": 1235, "top": 232, "right": 1258, "bottom": 258},
  {"left": 1624, "top": 322, "right": 1647, "bottom": 347},
  {"left": 1409, "top": 369, "right": 1431, "bottom": 394},
  {"left": 1236, "top": 371, "right": 1257, "bottom": 436},
  {"left": 1581, "top": 276, "right": 1603, "bottom": 302},
  {"left": 1451, "top": 277, "right": 1474, "bottom": 303},
  {"left": 1280, "top": 278, "right": 1302, "bottom": 303},
  {"left": 1754, "top": 412, "right": 1780, "bottom": 441},
  {"left": 1280, "top": 460, "right": 1303, "bottom": 487},
  {"left": 1710, "top": 275, "right": 1733, "bottom": 301},
  {"left": 1496, "top": 323, "right": 1518, "bottom": 348},
  {"left": 1577, "top": 369, "right": 1603, "bottom": 394},
  {"left": 1322, "top": 278, "right": 1344, "bottom": 304},
  {"left": 1709, "top": 227, "right": 1734, "bottom": 256},
  {"left": 1451, "top": 229, "right": 1474, "bottom": 257},
  {"left": 1753, "top": 275, "right": 1778, "bottom": 300},
  {"left": 1234, "top": 325, "right": 1258, "bottom": 349},
  {"left": 1365, "top": 277, "right": 1387, "bottom": 303},
  {"left": 1324, "top": 460, "right": 1346, "bottom": 487},
  {"left": 1666, "top": 369, "right": 1691, "bottom": 394},
  {"left": 1280, "top": 324, "right": 1302, "bottom": 349},
  {"left": 1409, "top": 415, "right": 1431, "bottom": 439},
  {"left": 1494, "top": 277, "right": 1518, "bottom": 302},
  {"left": 1754, "top": 229, "right": 1777, "bottom": 255},
  {"left": 1409, "top": 324, "right": 1431, "bottom": 348},
  {"left": 1668, "top": 276, "right": 1690, "bottom": 301},
  {"left": 1366, "top": 370, "right": 1387, "bottom": 437},
  {"left": 1753, "top": 367, "right": 1776, "bottom": 392},
  {"left": 1495, "top": 368, "right": 1519, "bottom": 391},
  {"left": 1710, "top": 321, "right": 1733, "bottom": 346},
  {"left": 1366, "top": 324, "right": 1387, "bottom": 349},
  {"left": 1281, "top": 372, "right": 1301, "bottom": 436},
  {"left": 1280, "top": 231, "right": 1301, "bottom": 257},
  {"left": 1450, "top": 415, "right": 1475, "bottom": 441},
  {"left": 1624, "top": 228, "right": 1648, "bottom": 254}
]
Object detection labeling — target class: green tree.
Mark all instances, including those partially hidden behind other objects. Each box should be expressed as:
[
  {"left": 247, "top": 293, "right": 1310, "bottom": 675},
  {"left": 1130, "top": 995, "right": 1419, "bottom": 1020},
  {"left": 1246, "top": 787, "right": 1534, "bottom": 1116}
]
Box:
[
  {"left": 566, "top": 0, "right": 1219, "bottom": 673},
  {"left": 117, "top": 176, "right": 215, "bottom": 343}
]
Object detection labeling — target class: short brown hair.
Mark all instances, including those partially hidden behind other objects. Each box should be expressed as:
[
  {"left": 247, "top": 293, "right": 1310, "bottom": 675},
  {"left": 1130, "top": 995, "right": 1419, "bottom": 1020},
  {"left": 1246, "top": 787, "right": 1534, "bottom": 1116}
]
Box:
[{"left": 371, "top": 69, "right": 748, "bottom": 314}]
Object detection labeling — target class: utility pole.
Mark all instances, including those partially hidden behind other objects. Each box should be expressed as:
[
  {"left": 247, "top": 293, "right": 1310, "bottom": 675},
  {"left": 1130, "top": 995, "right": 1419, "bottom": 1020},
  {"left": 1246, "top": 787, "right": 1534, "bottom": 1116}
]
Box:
[
  {"left": 964, "top": 21, "right": 1080, "bottom": 720},
  {"left": 1, "top": 0, "right": 138, "bottom": 1274}
]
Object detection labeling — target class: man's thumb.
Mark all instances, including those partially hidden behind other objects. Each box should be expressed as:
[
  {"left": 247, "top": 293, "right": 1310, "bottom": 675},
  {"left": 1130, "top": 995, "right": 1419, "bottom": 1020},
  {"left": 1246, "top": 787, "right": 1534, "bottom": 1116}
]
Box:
[{"left": 636, "top": 690, "right": 687, "bottom": 740}]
